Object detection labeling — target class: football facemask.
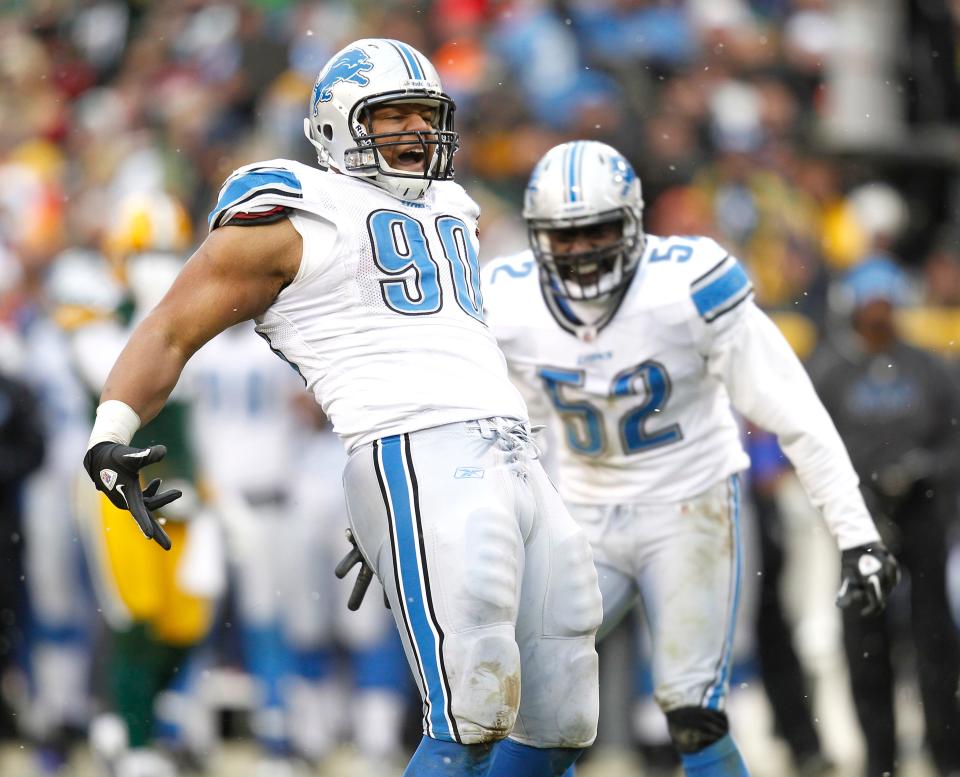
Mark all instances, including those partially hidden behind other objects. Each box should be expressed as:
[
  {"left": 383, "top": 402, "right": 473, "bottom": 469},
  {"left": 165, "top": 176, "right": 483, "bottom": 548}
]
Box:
[
  {"left": 304, "top": 39, "right": 459, "bottom": 201},
  {"left": 524, "top": 140, "right": 645, "bottom": 302},
  {"left": 530, "top": 214, "right": 640, "bottom": 300}
]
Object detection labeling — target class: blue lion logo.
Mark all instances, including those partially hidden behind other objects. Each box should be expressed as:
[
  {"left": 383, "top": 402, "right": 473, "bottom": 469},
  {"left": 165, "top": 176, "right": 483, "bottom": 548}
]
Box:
[
  {"left": 609, "top": 153, "right": 636, "bottom": 197},
  {"left": 313, "top": 48, "right": 374, "bottom": 107}
]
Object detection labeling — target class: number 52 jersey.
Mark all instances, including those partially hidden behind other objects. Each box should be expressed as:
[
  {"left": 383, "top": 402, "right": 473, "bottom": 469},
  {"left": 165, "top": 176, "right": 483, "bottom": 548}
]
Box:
[
  {"left": 484, "top": 235, "right": 880, "bottom": 548},
  {"left": 483, "top": 235, "right": 756, "bottom": 505},
  {"left": 209, "top": 159, "right": 527, "bottom": 451}
]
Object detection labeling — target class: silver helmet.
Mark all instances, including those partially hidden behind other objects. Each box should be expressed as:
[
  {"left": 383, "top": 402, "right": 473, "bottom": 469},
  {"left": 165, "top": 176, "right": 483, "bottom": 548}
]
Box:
[
  {"left": 523, "top": 140, "right": 645, "bottom": 300},
  {"left": 304, "top": 39, "right": 458, "bottom": 201}
]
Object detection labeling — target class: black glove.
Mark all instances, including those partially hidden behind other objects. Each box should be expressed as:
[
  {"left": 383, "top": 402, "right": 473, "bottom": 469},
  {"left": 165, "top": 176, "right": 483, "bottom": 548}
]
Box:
[
  {"left": 335, "top": 529, "right": 387, "bottom": 611},
  {"left": 83, "top": 441, "right": 182, "bottom": 550},
  {"left": 836, "top": 543, "right": 900, "bottom": 617}
]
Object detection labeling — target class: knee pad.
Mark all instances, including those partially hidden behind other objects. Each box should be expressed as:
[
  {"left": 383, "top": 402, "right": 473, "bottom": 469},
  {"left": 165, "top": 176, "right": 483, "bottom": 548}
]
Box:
[
  {"left": 449, "top": 630, "right": 521, "bottom": 744},
  {"left": 544, "top": 531, "right": 603, "bottom": 638},
  {"left": 553, "top": 645, "right": 600, "bottom": 747},
  {"left": 665, "top": 707, "right": 729, "bottom": 754}
]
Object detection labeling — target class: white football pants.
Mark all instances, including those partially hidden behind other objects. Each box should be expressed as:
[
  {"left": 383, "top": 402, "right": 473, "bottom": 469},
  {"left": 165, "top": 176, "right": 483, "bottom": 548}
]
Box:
[
  {"left": 573, "top": 475, "right": 743, "bottom": 713},
  {"left": 343, "top": 418, "right": 603, "bottom": 748}
]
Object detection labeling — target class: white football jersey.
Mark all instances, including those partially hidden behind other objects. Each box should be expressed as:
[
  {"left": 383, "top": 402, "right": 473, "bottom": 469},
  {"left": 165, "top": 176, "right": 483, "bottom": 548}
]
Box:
[
  {"left": 484, "top": 235, "right": 749, "bottom": 504},
  {"left": 189, "top": 322, "right": 305, "bottom": 495},
  {"left": 209, "top": 160, "right": 527, "bottom": 451},
  {"left": 485, "top": 234, "right": 880, "bottom": 549}
]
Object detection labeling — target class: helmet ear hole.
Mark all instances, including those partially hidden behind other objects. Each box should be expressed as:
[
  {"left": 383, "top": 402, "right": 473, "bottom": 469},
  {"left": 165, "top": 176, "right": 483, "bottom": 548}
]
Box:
[{"left": 322, "top": 123, "right": 334, "bottom": 141}]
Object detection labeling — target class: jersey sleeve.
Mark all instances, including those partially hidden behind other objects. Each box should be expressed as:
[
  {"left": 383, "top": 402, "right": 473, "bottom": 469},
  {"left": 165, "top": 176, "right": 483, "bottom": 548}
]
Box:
[
  {"left": 687, "top": 247, "right": 755, "bottom": 345},
  {"left": 705, "top": 300, "right": 881, "bottom": 550},
  {"left": 208, "top": 162, "right": 305, "bottom": 231}
]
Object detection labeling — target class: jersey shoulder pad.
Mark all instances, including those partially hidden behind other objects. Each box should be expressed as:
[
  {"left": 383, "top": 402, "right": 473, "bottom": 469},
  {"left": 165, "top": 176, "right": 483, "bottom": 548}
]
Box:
[
  {"left": 654, "top": 235, "right": 753, "bottom": 323},
  {"left": 433, "top": 180, "right": 480, "bottom": 222},
  {"left": 208, "top": 159, "right": 315, "bottom": 231}
]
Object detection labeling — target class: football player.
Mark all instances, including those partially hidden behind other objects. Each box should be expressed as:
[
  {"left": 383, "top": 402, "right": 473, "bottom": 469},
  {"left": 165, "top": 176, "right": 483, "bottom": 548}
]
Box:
[
  {"left": 81, "top": 40, "right": 602, "bottom": 777},
  {"left": 480, "top": 140, "right": 899, "bottom": 777},
  {"left": 72, "top": 192, "right": 223, "bottom": 777},
  {"left": 190, "top": 323, "right": 409, "bottom": 774}
]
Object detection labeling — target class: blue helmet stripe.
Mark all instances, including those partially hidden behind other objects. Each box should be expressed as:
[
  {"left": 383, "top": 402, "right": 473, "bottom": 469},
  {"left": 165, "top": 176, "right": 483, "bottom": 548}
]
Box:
[
  {"left": 567, "top": 142, "right": 580, "bottom": 203},
  {"left": 389, "top": 39, "right": 425, "bottom": 80}
]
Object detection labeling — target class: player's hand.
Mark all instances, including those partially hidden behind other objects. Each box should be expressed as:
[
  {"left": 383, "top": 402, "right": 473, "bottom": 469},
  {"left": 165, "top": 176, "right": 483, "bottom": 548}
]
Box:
[
  {"left": 836, "top": 543, "right": 900, "bottom": 617},
  {"left": 335, "top": 528, "right": 378, "bottom": 611},
  {"left": 83, "top": 441, "right": 181, "bottom": 550}
]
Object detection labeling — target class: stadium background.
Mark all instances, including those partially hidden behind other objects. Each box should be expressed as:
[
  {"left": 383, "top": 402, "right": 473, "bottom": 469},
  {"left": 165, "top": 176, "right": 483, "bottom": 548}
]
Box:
[{"left": 0, "top": 1, "right": 959, "bottom": 776}]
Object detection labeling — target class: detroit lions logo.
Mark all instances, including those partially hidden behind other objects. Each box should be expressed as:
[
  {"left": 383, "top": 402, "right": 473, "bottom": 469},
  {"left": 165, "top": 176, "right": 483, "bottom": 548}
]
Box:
[
  {"left": 609, "top": 153, "right": 636, "bottom": 197},
  {"left": 313, "top": 48, "right": 373, "bottom": 107}
]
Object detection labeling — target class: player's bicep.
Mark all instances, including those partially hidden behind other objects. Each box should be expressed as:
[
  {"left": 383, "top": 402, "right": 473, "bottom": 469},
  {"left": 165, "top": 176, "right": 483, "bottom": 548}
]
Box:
[{"left": 150, "top": 219, "right": 301, "bottom": 357}]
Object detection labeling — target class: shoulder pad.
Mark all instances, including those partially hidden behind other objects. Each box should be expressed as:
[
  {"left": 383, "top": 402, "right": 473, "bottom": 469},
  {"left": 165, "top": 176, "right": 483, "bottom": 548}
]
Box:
[
  {"left": 689, "top": 249, "right": 753, "bottom": 323},
  {"left": 208, "top": 160, "right": 308, "bottom": 231},
  {"left": 433, "top": 180, "right": 480, "bottom": 222},
  {"left": 645, "top": 235, "right": 726, "bottom": 269}
]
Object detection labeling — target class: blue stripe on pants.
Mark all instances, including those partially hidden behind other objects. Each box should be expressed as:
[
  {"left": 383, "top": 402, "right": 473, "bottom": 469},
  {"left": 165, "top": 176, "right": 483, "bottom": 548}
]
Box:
[{"left": 381, "top": 435, "right": 452, "bottom": 740}]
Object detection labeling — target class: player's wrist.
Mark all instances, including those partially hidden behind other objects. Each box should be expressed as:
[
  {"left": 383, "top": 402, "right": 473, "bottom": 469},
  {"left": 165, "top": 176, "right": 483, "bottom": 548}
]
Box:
[{"left": 87, "top": 400, "right": 141, "bottom": 449}]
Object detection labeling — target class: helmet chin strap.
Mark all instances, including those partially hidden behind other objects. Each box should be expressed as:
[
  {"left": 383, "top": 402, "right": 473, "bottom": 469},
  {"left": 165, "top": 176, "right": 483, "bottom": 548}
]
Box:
[
  {"left": 302, "top": 118, "right": 436, "bottom": 200},
  {"left": 303, "top": 119, "right": 331, "bottom": 170},
  {"left": 542, "top": 272, "right": 631, "bottom": 343}
]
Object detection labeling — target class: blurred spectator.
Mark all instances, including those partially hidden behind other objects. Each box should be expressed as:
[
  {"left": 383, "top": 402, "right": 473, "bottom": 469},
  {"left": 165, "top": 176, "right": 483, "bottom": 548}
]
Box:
[
  {"left": 0, "top": 328, "right": 45, "bottom": 740},
  {"left": 0, "top": 0, "right": 957, "bottom": 772},
  {"left": 746, "top": 428, "right": 834, "bottom": 777},
  {"left": 72, "top": 191, "right": 222, "bottom": 777},
  {"left": 808, "top": 257, "right": 960, "bottom": 777},
  {"left": 924, "top": 227, "right": 960, "bottom": 307}
]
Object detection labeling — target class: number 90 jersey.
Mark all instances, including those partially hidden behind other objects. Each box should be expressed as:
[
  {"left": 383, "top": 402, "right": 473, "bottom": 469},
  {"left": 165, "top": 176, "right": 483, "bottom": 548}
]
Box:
[
  {"left": 483, "top": 235, "right": 752, "bottom": 504},
  {"left": 209, "top": 159, "right": 526, "bottom": 451}
]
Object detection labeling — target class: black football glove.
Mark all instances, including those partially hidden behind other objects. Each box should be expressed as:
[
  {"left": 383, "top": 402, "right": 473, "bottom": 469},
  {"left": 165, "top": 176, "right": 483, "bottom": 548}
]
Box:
[
  {"left": 335, "top": 529, "right": 387, "bottom": 611},
  {"left": 836, "top": 543, "right": 900, "bottom": 617},
  {"left": 83, "top": 441, "right": 182, "bottom": 551}
]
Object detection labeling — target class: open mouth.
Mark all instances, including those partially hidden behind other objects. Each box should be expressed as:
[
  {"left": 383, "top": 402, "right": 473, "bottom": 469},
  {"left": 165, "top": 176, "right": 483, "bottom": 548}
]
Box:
[{"left": 394, "top": 148, "right": 426, "bottom": 171}]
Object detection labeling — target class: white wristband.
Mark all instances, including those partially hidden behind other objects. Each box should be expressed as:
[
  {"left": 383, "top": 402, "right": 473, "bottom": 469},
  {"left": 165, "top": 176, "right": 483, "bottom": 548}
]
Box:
[{"left": 87, "top": 400, "right": 142, "bottom": 450}]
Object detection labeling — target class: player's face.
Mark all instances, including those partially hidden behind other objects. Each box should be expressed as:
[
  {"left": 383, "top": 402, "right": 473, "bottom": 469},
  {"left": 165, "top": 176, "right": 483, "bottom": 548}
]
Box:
[
  {"left": 853, "top": 298, "right": 897, "bottom": 348},
  {"left": 365, "top": 102, "right": 439, "bottom": 173},
  {"left": 547, "top": 220, "right": 623, "bottom": 286}
]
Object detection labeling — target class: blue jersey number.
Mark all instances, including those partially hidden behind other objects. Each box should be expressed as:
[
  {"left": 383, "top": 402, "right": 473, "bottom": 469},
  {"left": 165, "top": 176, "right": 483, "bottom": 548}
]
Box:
[
  {"left": 612, "top": 361, "right": 682, "bottom": 452},
  {"left": 538, "top": 361, "right": 682, "bottom": 457},
  {"left": 537, "top": 367, "right": 606, "bottom": 455},
  {"left": 369, "top": 210, "right": 482, "bottom": 320}
]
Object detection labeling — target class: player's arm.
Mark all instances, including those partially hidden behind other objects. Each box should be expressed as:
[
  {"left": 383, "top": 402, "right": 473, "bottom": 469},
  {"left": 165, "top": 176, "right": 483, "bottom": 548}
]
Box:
[
  {"left": 84, "top": 219, "right": 302, "bottom": 548},
  {"left": 699, "top": 287, "right": 899, "bottom": 616}
]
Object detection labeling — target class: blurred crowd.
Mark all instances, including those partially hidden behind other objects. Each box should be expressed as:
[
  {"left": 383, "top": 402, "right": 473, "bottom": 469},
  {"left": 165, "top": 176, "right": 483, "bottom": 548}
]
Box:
[{"left": 1, "top": 1, "right": 960, "bottom": 776}]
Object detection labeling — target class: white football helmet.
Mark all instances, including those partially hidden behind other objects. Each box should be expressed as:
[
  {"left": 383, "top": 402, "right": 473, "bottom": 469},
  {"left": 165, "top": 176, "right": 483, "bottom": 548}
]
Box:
[
  {"left": 523, "top": 140, "right": 645, "bottom": 301},
  {"left": 303, "top": 38, "right": 458, "bottom": 201}
]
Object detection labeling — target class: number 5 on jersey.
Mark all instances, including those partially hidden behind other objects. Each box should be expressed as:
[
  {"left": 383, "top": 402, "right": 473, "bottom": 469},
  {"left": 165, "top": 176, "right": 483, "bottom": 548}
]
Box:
[
  {"left": 368, "top": 210, "right": 483, "bottom": 322},
  {"left": 538, "top": 361, "right": 683, "bottom": 456}
]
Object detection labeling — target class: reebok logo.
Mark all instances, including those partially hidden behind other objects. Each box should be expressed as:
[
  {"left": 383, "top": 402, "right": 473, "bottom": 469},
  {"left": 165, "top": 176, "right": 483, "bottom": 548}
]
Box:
[
  {"left": 454, "top": 467, "right": 485, "bottom": 479},
  {"left": 100, "top": 469, "right": 118, "bottom": 490}
]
